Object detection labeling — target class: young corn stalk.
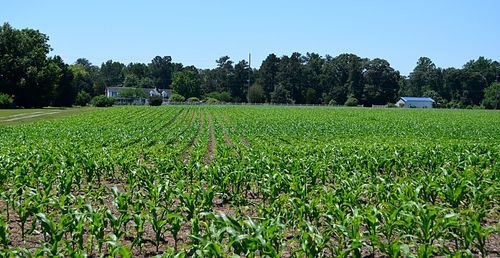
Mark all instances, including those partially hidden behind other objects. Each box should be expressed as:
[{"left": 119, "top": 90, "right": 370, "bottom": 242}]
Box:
[
  {"left": 150, "top": 206, "right": 168, "bottom": 253},
  {"left": 0, "top": 215, "right": 9, "bottom": 249},
  {"left": 167, "top": 213, "right": 184, "bottom": 251}
]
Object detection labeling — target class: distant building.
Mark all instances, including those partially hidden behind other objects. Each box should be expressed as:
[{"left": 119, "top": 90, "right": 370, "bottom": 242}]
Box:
[
  {"left": 105, "top": 87, "right": 172, "bottom": 105},
  {"left": 396, "top": 97, "right": 435, "bottom": 108}
]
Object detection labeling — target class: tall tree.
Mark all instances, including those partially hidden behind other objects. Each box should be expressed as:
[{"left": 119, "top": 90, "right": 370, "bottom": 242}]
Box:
[
  {"left": 51, "top": 56, "right": 75, "bottom": 106},
  {"left": 100, "top": 60, "right": 125, "bottom": 87},
  {"left": 442, "top": 68, "right": 464, "bottom": 101},
  {"left": 149, "top": 56, "right": 174, "bottom": 88},
  {"left": 362, "top": 58, "right": 400, "bottom": 105},
  {"left": 199, "top": 69, "right": 218, "bottom": 95},
  {"left": 408, "top": 57, "right": 443, "bottom": 96},
  {"left": 232, "top": 60, "right": 250, "bottom": 102},
  {"left": 271, "top": 83, "right": 291, "bottom": 104},
  {"left": 320, "top": 55, "right": 340, "bottom": 104},
  {"left": 463, "top": 57, "right": 498, "bottom": 85},
  {"left": 75, "top": 58, "right": 93, "bottom": 69},
  {"left": 171, "top": 69, "right": 201, "bottom": 98},
  {"left": 277, "top": 52, "right": 304, "bottom": 103},
  {"left": 461, "top": 71, "right": 488, "bottom": 106},
  {"left": 258, "top": 54, "right": 280, "bottom": 102},
  {"left": 321, "top": 54, "right": 364, "bottom": 104},
  {"left": 214, "top": 56, "right": 234, "bottom": 93},
  {"left": 71, "top": 58, "right": 102, "bottom": 96},
  {"left": 0, "top": 22, "right": 54, "bottom": 107},
  {"left": 125, "top": 62, "right": 149, "bottom": 79},
  {"left": 482, "top": 82, "right": 500, "bottom": 109},
  {"left": 302, "top": 53, "right": 324, "bottom": 103}
]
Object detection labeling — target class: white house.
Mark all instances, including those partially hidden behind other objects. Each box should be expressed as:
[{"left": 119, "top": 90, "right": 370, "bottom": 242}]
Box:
[
  {"left": 105, "top": 87, "right": 172, "bottom": 105},
  {"left": 396, "top": 97, "right": 435, "bottom": 108}
]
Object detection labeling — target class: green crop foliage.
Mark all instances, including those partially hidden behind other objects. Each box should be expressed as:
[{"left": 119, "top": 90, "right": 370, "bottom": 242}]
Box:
[{"left": 0, "top": 106, "right": 498, "bottom": 256}]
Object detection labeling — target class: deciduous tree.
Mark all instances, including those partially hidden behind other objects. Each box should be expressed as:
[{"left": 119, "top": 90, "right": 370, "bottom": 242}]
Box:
[{"left": 171, "top": 70, "right": 201, "bottom": 98}]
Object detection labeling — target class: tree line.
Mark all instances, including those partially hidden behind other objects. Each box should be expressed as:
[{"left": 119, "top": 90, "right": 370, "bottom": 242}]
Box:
[{"left": 1, "top": 23, "right": 499, "bottom": 109}]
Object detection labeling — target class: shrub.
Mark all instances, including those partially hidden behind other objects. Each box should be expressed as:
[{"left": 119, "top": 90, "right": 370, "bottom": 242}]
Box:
[
  {"left": 187, "top": 97, "right": 200, "bottom": 103},
  {"left": 75, "top": 91, "right": 91, "bottom": 106},
  {"left": 271, "top": 84, "right": 291, "bottom": 104},
  {"left": 91, "top": 95, "right": 115, "bottom": 107},
  {"left": 0, "top": 93, "right": 14, "bottom": 108},
  {"left": 205, "top": 91, "right": 232, "bottom": 102},
  {"left": 328, "top": 99, "right": 337, "bottom": 106},
  {"left": 482, "top": 82, "right": 500, "bottom": 109},
  {"left": 218, "top": 92, "right": 232, "bottom": 102},
  {"left": 304, "top": 88, "right": 317, "bottom": 104},
  {"left": 149, "top": 95, "right": 163, "bottom": 106},
  {"left": 344, "top": 97, "right": 359, "bottom": 107},
  {"left": 386, "top": 102, "right": 397, "bottom": 108},
  {"left": 205, "top": 97, "right": 219, "bottom": 104},
  {"left": 447, "top": 100, "right": 463, "bottom": 109},
  {"left": 169, "top": 94, "right": 185, "bottom": 102},
  {"left": 247, "top": 84, "right": 265, "bottom": 103}
]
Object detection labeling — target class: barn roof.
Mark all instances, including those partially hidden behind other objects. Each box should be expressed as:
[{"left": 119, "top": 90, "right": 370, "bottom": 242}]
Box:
[{"left": 400, "top": 97, "right": 435, "bottom": 102}]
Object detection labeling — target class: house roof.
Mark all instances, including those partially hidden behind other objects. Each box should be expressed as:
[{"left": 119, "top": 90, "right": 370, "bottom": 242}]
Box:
[{"left": 400, "top": 97, "right": 435, "bottom": 102}]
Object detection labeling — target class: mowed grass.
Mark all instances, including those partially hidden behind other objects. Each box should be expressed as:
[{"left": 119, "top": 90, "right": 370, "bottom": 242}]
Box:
[
  {"left": 0, "top": 105, "right": 498, "bottom": 257},
  {"left": 0, "top": 107, "right": 96, "bottom": 125}
]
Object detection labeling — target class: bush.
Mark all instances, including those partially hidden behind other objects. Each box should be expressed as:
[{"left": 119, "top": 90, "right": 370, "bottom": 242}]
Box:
[
  {"left": 328, "top": 99, "right": 337, "bottom": 106},
  {"left": 304, "top": 88, "right": 317, "bottom": 104},
  {"left": 247, "top": 84, "right": 265, "bottom": 103},
  {"left": 75, "top": 91, "right": 91, "bottom": 106},
  {"left": 149, "top": 95, "right": 163, "bottom": 106},
  {"left": 187, "top": 97, "right": 200, "bottom": 103},
  {"left": 344, "top": 97, "right": 359, "bottom": 107},
  {"left": 386, "top": 102, "right": 397, "bottom": 108},
  {"left": 0, "top": 93, "right": 14, "bottom": 108},
  {"left": 204, "top": 91, "right": 232, "bottom": 102},
  {"left": 271, "top": 84, "right": 291, "bottom": 104},
  {"left": 447, "top": 100, "right": 463, "bottom": 109},
  {"left": 169, "top": 93, "right": 185, "bottom": 102},
  {"left": 90, "top": 95, "right": 115, "bottom": 107},
  {"left": 205, "top": 97, "right": 219, "bottom": 104},
  {"left": 482, "top": 82, "right": 500, "bottom": 109}
]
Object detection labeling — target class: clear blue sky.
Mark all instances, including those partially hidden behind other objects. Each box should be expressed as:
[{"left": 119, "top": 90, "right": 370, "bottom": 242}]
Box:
[{"left": 2, "top": 1, "right": 499, "bottom": 75}]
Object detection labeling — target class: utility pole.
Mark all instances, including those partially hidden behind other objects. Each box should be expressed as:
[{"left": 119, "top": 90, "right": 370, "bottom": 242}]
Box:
[
  {"left": 247, "top": 53, "right": 252, "bottom": 102},
  {"left": 496, "top": 71, "right": 499, "bottom": 109},
  {"left": 248, "top": 53, "right": 251, "bottom": 88}
]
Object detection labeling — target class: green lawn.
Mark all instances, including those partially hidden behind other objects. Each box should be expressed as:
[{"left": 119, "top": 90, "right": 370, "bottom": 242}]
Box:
[{"left": 0, "top": 107, "right": 96, "bottom": 125}]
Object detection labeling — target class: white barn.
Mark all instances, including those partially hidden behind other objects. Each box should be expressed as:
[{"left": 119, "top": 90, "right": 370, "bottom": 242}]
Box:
[{"left": 396, "top": 97, "right": 435, "bottom": 108}]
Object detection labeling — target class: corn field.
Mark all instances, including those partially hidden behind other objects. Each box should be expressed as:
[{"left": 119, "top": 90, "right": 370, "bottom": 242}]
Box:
[{"left": 0, "top": 106, "right": 499, "bottom": 257}]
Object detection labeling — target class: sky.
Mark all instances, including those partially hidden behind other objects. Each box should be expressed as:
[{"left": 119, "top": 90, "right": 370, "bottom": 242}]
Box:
[{"left": 1, "top": 1, "right": 499, "bottom": 75}]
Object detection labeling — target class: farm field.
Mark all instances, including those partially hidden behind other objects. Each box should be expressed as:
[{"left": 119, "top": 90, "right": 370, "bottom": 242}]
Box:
[{"left": 0, "top": 106, "right": 499, "bottom": 257}]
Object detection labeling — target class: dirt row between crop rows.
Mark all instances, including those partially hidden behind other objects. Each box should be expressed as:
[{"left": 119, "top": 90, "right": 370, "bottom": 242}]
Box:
[
  {"left": 203, "top": 112, "right": 216, "bottom": 165},
  {"left": 180, "top": 112, "right": 204, "bottom": 164}
]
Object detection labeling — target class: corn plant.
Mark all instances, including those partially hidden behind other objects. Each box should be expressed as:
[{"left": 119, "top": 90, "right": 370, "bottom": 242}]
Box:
[
  {"left": 0, "top": 105, "right": 498, "bottom": 256},
  {"left": 150, "top": 206, "right": 168, "bottom": 253},
  {"left": 0, "top": 215, "right": 9, "bottom": 248},
  {"left": 36, "top": 212, "right": 70, "bottom": 256},
  {"left": 87, "top": 206, "right": 108, "bottom": 254},
  {"left": 166, "top": 213, "right": 184, "bottom": 251}
]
